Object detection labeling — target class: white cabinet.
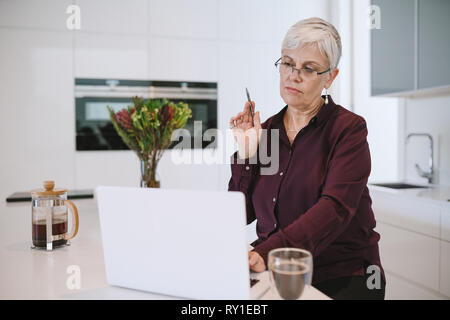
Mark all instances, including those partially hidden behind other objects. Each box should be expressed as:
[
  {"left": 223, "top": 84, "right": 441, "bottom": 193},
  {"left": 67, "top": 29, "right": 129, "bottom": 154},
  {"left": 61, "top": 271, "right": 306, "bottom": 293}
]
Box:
[
  {"left": 371, "top": 187, "right": 450, "bottom": 298},
  {"left": 441, "top": 208, "right": 450, "bottom": 242},
  {"left": 384, "top": 272, "right": 445, "bottom": 300},
  {"left": 0, "top": 29, "right": 75, "bottom": 197},
  {"left": 75, "top": 149, "right": 221, "bottom": 191},
  {"left": 440, "top": 240, "right": 450, "bottom": 297},
  {"left": 149, "top": 0, "right": 218, "bottom": 39},
  {"left": 439, "top": 208, "right": 450, "bottom": 298},
  {"left": 273, "top": 0, "right": 330, "bottom": 45},
  {"left": 74, "top": 151, "right": 140, "bottom": 189},
  {"left": 148, "top": 38, "right": 218, "bottom": 82},
  {"left": 0, "top": 0, "right": 73, "bottom": 31},
  {"left": 218, "top": 0, "right": 329, "bottom": 42},
  {"left": 73, "top": 1, "right": 149, "bottom": 79},
  {"left": 371, "top": 190, "right": 440, "bottom": 237},
  {"left": 74, "top": 33, "right": 149, "bottom": 79},
  {"left": 77, "top": 0, "right": 148, "bottom": 34},
  {"left": 219, "top": 0, "right": 277, "bottom": 42},
  {"left": 157, "top": 150, "right": 221, "bottom": 190},
  {"left": 375, "top": 222, "right": 440, "bottom": 292}
]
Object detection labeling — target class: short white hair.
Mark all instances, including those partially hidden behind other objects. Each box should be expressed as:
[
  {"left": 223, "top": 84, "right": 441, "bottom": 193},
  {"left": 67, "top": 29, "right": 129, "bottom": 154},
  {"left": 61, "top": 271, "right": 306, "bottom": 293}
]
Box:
[{"left": 282, "top": 17, "right": 342, "bottom": 69}]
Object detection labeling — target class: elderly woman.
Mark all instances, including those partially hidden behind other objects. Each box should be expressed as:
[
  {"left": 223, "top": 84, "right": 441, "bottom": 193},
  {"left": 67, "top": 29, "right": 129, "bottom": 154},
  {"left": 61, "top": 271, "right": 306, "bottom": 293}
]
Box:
[{"left": 228, "top": 17, "right": 385, "bottom": 300}]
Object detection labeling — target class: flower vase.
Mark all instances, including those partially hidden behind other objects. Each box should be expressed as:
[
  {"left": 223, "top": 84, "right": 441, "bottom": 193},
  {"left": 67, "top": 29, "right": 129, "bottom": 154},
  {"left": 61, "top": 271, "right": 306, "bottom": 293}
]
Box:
[{"left": 140, "top": 159, "right": 160, "bottom": 188}]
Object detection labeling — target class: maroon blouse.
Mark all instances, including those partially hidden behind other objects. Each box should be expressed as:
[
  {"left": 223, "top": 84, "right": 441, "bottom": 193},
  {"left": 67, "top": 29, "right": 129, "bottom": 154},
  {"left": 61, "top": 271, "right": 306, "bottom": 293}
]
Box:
[{"left": 228, "top": 95, "right": 385, "bottom": 285}]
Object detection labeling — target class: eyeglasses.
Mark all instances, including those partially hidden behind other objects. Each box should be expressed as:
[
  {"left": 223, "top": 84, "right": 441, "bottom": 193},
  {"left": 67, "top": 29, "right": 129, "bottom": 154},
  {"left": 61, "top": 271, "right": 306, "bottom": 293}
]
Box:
[{"left": 274, "top": 57, "right": 331, "bottom": 81}]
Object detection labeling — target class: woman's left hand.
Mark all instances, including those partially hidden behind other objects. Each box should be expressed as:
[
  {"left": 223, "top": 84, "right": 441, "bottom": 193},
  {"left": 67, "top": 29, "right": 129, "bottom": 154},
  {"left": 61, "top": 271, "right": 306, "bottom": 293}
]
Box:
[{"left": 248, "top": 251, "right": 266, "bottom": 272}]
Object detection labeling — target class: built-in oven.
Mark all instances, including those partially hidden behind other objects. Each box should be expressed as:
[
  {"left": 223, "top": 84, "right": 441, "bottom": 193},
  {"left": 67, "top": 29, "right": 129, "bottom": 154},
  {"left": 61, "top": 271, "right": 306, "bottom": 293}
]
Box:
[{"left": 75, "top": 78, "right": 217, "bottom": 150}]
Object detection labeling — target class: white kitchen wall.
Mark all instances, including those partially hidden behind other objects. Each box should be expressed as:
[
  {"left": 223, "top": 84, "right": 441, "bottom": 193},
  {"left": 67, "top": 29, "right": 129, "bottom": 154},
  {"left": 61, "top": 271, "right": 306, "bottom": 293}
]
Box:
[
  {"left": 217, "top": 41, "right": 282, "bottom": 190},
  {"left": 0, "top": 0, "right": 338, "bottom": 199},
  {"left": 329, "top": 0, "right": 353, "bottom": 110}
]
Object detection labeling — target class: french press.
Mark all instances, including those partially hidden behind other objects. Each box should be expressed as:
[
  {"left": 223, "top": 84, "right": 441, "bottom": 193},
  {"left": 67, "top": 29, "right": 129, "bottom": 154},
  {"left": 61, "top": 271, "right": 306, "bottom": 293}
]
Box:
[{"left": 30, "top": 181, "right": 79, "bottom": 250}]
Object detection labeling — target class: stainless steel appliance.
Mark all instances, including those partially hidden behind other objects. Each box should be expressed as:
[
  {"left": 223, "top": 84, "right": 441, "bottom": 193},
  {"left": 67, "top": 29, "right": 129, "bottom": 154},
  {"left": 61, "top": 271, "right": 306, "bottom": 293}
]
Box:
[{"left": 75, "top": 78, "right": 217, "bottom": 150}]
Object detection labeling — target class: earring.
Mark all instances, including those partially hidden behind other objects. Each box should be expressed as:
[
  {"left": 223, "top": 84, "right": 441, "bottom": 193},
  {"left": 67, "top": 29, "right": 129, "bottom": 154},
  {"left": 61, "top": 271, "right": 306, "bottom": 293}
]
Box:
[{"left": 325, "top": 88, "right": 329, "bottom": 104}]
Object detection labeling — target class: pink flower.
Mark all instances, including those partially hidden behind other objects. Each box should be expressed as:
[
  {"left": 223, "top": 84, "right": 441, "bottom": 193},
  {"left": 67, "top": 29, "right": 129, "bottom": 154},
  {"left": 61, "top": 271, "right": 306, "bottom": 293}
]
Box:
[
  {"left": 160, "top": 104, "right": 174, "bottom": 126},
  {"left": 115, "top": 109, "right": 132, "bottom": 130}
]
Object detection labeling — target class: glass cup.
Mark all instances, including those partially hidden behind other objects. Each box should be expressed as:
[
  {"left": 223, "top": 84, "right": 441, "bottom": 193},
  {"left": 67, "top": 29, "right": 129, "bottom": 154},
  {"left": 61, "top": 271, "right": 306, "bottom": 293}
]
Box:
[{"left": 268, "top": 248, "right": 313, "bottom": 300}]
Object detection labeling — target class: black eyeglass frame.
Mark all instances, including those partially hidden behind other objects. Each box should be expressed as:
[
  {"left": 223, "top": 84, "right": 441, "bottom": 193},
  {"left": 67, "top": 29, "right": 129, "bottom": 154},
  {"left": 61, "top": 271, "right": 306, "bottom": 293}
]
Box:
[{"left": 274, "top": 57, "right": 331, "bottom": 77}]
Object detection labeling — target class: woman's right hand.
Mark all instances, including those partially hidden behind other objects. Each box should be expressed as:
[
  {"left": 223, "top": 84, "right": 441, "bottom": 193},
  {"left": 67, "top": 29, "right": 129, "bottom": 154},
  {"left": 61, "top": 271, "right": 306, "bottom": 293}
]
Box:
[{"left": 229, "top": 100, "right": 262, "bottom": 160}]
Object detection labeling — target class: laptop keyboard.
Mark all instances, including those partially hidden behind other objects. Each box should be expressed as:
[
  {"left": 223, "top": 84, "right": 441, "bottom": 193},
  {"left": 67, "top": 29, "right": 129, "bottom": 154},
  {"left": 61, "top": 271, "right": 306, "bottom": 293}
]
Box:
[{"left": 250, "top": 278, "right": 260, "bottom": 287}]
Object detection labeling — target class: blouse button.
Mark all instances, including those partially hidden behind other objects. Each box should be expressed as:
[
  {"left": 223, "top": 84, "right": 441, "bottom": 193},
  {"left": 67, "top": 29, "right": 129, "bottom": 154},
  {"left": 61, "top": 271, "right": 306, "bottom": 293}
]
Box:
[
  {"left": 274, "top": 223, "right": 277, "bottom": 228},
  {"left": 272, "top": 197, "right": 276, "bottom": 202},
  {"left": 279, "top": 172, "right": 283, "bottom": 176},
  {"left": 245, "top": 166, "right": 250, "bottom": 171}
]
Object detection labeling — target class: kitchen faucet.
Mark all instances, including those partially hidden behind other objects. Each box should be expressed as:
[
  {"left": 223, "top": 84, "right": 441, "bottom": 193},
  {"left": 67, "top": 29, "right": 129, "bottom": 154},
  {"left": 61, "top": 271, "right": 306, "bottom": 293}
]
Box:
[{"left": 405, "top": 133, "right": 435, "bottom": 184}]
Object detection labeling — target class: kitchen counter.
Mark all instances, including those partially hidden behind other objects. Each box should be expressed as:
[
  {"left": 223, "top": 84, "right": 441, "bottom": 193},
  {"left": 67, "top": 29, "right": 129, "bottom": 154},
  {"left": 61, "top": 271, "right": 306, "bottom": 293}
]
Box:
[
  {"left": 0, "top": 199, "right": 329, "bottom": 300},
  {"left": 368, "top": 182, "right": 450, "bottom": 299},
  {"left": 0, "top": 199, "right": 106, "bottom": 299},
  {"left": 369, "top": 183, "right": 450, "bottom": 208}
]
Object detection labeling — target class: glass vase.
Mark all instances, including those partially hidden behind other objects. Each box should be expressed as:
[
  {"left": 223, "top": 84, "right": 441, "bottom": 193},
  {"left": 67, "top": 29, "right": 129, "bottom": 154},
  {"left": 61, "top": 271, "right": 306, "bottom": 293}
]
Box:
[{"left": 140, "top": 159, "right": 160, "bottom": 188}]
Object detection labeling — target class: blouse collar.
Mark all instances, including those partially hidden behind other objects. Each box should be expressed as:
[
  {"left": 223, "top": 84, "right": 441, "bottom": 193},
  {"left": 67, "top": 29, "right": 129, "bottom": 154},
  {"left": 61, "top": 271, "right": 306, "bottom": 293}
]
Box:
[{"left": 269, "top": 94, "right": 337, "bottom": 130}]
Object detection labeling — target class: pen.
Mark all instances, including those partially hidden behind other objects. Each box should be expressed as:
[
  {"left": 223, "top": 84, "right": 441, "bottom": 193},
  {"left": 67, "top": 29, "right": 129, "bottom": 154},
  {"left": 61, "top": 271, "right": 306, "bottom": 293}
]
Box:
[
  {"left": 246, "top": 87, "right": 254, "bottom": 122},
  {"left": 229, "top": 88, "right": 255, "bottom": 129}
]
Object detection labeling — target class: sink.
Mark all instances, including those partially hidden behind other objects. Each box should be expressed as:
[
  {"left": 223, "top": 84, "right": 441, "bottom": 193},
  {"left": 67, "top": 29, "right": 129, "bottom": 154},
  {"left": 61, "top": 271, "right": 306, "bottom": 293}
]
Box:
[{"left": 370, "top": 182, "right": 429, "bottom": 189}]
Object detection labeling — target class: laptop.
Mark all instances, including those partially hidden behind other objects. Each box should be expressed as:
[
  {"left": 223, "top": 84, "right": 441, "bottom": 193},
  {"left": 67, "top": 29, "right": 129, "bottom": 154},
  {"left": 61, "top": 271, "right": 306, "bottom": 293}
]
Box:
[{"left": 95, "top": 186, "right": 270, "bottom": 300}]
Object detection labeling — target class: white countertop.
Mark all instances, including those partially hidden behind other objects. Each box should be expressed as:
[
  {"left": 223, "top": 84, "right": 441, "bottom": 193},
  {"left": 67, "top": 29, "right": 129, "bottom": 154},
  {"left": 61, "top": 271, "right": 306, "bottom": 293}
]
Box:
[
  {"left": 369, "top": 183, "right": 450, "bottom": 208},
  {"left": 0, "top": 199, "right": 330, "bottom": 300}
]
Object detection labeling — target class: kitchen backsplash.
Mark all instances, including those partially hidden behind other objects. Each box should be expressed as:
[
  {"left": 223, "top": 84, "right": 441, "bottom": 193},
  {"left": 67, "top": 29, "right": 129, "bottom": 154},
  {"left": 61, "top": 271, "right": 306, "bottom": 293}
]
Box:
[{"left": 404, "top": 93, "right": 450, "bottom": 186}]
